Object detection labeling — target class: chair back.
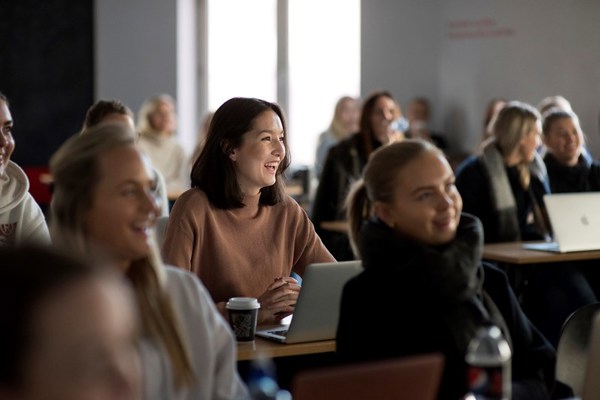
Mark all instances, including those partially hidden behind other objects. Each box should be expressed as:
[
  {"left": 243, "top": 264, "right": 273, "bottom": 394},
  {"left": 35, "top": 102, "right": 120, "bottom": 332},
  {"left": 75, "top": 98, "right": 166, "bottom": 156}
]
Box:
[
  {"left": 291, "top": 353, "right": 444, "bottom": 400},
  {"left": 155, "top": 215, "right": 169, "bottom": 247},
  {"left": 582, "top": 310, "right": 600, "bottom": 400},
  {"left": 556, "top": 302, "right": 600, "bottom": 397}
]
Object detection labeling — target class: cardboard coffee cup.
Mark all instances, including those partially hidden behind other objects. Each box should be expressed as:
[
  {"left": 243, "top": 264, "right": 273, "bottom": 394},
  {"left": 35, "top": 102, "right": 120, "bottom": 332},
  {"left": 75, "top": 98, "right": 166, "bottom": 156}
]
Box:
[{"left": 226, "top": 297, "right": 260, "bottom": 342}]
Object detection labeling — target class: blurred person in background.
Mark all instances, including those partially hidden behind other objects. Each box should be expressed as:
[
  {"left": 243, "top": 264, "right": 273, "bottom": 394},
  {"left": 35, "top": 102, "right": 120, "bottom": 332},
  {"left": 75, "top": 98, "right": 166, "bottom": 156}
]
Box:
[
  {"left": 314, "top": 96, "right": 361, "bottom": 179},
  {"left": 0, "top": 244, "right": 142, "bottom": 400},
  {"left": 137, "top": 94, "right": 189, "bottom": 203},
  {"left": 312, "top": 90, "right": 404, "bottom": 261}
]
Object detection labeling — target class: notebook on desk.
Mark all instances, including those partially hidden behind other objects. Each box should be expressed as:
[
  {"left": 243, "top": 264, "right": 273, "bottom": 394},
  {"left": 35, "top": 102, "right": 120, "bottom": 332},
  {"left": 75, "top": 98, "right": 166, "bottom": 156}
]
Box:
[
  {"left": 255, "top": 260, "right": 363, "bottom": 344},
  {"left": 522, "top": 192, "right": 600, "bottom": 253}
]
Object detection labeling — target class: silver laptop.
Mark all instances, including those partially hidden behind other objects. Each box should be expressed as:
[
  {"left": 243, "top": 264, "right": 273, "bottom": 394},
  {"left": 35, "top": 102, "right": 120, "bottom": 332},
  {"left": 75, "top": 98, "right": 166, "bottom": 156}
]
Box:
[
  {"left": 522, "top": 192, "right": 600, "bottom": 253},
  {"left": 255, "top": 260, "right": 363, "bottom": 344}
]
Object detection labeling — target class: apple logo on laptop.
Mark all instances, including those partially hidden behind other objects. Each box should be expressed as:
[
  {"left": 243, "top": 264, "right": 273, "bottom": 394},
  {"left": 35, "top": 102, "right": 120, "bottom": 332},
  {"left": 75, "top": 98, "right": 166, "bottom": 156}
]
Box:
[{"left": 581, "top": 215, "right": 590, "bottom": 226}]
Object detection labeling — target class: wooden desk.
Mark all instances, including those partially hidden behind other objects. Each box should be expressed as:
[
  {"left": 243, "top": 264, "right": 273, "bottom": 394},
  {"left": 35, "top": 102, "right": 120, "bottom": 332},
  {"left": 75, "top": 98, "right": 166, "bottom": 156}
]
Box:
[
  {"left": 483, "top": 241, "right": 600, "bottom": 265},
  {"left": 320, "top": 220, "right": 349, "bottom": 234},
  {"left": 237, "top": 337, "right": 336, "bottom": 361}
]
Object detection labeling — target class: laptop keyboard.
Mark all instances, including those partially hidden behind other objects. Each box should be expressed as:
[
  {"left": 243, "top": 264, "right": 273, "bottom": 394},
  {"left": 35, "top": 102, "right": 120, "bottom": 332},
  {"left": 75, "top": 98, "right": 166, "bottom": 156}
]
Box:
[{"left": 271, "top": 329, "right": 288, "bottom": 337}]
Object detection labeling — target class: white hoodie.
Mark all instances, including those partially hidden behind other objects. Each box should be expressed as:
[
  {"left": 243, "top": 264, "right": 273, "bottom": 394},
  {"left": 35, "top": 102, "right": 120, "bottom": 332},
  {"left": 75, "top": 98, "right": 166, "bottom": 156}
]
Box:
[{"left": 0, "top": 161, "right": 50, "bottom": 246}]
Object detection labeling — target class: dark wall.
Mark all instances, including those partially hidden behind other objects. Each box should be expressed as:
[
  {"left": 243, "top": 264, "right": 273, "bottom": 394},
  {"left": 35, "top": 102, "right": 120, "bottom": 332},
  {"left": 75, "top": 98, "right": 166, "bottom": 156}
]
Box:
[{"left": 0, "top": 0, "right": 94, "bottom": 166}]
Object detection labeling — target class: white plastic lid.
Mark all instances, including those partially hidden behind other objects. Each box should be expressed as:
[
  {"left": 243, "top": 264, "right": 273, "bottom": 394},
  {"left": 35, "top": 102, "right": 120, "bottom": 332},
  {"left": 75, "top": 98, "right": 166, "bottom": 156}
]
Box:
[{"left": 226, "top": 297, "right": 260, "bottom": 310}]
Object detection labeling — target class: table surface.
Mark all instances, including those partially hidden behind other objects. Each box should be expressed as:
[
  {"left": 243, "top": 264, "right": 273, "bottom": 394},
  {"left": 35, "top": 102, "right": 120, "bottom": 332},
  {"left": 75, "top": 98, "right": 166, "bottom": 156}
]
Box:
[
  {"left": 236, "top": 337, "right": 336, "bottom": 361},
  {"left": 483, "top": 241, "right": 600, "bottom": 264},
  {"left": 320, "top": 220, "right": 349, "bottom": 233}
]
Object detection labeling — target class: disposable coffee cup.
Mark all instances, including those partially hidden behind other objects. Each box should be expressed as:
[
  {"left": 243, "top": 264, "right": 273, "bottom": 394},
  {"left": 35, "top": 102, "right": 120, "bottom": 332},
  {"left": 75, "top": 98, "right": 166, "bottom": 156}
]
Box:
[{"left": 226, "top": 297, "right": 260, "bottom": 342}]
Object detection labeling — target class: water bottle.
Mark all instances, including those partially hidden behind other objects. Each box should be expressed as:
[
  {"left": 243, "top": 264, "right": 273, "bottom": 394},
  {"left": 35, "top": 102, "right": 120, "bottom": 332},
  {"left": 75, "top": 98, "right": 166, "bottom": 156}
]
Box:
[
  {"left": 465, "top": 325, "right": 511, "bottom": 400},
  {"left": 389, "top": 116, "right": 409, "bottom": 132},
  {"left": 246, "top": 357, "right": 292, "bottom": 400}
]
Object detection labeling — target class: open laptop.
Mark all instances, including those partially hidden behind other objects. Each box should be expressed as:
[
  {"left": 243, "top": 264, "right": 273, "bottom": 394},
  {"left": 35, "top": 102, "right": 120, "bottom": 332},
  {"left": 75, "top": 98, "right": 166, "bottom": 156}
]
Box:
[
  {"left": 522, "top": 192, "right": 600, "bottom": 253},
  {"left": 255, "top": 260, "right": 363, "bottom": 344}
]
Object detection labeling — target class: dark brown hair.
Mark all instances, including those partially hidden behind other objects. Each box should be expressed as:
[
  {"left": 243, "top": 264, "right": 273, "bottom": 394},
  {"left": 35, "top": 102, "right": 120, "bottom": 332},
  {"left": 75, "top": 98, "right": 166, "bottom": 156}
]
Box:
[
  {"left": 358, "top": 91, "right": 400, "bottom": 159},
  {"left": 82, "top": 99, "right": 134, "bottom": 130},
  {"left": 190, "top": 97, "right": 291, "bottom": 209}
]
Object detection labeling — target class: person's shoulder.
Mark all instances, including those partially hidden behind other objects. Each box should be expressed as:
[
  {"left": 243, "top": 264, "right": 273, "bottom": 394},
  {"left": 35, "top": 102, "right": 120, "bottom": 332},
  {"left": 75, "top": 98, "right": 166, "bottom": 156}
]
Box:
[
  {"left": 163, "top": 265, "right": 208, "bottom": 299},
  {"left": 455, "top": 154, "right": 485, "bottom": 182},
  {"left": 175, "top": 187, "right": 210, "bottom": 205},
  {"left": 271, "top": 195, "right": 306, "bottom": 217},
  {"left": 0, "top": 161, "right": 29, "bottom": 200},
  {"left": 455, "top": 154, "right": 480, "bottom": 171},
  {"left": 331, "top": 132, "right": 360, "bottom": 152},
  {"left": 482, "top": 262, "right": 507, "bottom": 279}
]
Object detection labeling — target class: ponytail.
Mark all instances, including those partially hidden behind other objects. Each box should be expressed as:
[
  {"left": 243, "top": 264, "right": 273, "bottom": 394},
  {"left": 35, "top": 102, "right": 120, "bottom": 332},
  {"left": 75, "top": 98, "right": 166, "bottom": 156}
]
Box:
[{"left": 345, "top": 179, "right": 371, "bottom": 258}]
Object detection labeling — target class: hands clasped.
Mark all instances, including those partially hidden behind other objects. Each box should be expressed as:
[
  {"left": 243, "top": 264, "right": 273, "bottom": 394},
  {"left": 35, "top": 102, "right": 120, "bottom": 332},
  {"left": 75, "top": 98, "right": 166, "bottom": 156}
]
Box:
[{"left": 257, "top": 276, "right": 301, "bottom": 324}]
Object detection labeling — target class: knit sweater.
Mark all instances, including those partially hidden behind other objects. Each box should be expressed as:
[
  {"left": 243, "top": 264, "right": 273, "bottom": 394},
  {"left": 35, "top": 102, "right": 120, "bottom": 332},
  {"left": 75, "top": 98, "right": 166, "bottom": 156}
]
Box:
[
  {"left": 162, "top": 188, "right": 335, "bottom": 305},
  {"left": 141, "top": 266, "right": 249, "bottom": 400},
  {"left": 138, "top": 131, "right": 189, "bottom": 195}
]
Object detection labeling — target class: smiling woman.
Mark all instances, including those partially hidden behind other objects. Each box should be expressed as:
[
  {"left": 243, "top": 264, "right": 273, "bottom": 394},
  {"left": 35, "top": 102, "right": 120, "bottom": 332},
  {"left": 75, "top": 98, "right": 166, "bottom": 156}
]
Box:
[
  {"left": 162, "top": 97, "right": 335, "bottom": 326},
  {"left": 48, "top": 122, "right": 248, "bottom": 399}
]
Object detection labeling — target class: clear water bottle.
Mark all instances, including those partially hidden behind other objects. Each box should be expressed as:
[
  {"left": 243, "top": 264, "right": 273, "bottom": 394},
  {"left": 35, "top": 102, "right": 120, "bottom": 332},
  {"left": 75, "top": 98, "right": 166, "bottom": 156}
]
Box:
[
  {"left": 389, "top": 116, "right": 409, "bottom": 132},
  {"left": 465, "top": 325, "right": 512, "bottom": 400},
  {"left": 247, "top": 357, "right": 291, "bottom": 400}
]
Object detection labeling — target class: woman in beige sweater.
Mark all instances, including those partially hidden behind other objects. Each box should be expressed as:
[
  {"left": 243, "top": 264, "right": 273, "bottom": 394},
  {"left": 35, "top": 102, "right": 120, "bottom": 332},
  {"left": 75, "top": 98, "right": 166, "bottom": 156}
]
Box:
[{"left": 162, "top": 97, "right": 334, "bottom": 325}]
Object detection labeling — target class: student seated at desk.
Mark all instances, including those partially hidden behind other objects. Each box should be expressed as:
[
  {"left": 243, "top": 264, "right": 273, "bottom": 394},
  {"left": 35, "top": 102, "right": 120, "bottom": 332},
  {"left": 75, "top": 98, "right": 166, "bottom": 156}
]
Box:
[
  {"left": 336, "top": 140, "right": 563, "bottom": 400},
  {"left": 455, "top": 101, "right": 598, "bottom": 348},
  {"left": 162, "top": 97, "right": 334, "bottom": 325}
]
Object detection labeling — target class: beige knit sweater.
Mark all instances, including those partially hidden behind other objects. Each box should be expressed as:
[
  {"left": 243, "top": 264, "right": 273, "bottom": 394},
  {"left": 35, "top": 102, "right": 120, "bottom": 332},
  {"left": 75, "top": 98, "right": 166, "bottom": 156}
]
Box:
[{"left": 162, "top": 188, "right": 335, "bottom": 306}]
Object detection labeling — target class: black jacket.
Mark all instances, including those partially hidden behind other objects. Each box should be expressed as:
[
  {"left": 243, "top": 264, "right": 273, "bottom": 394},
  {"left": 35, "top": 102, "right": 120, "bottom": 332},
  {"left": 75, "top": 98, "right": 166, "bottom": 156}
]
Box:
[
  {"left": 336, "top": 215, "right": 557, "bottom": 400},
  {"left": 311, "top": 133, "right": 379, "bottom": 260}
]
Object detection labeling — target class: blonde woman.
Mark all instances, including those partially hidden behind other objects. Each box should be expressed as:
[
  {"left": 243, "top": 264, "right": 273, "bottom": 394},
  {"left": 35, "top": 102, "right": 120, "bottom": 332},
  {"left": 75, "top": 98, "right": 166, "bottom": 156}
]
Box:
[
  {"left": 337, "top": 140, "right": 558, "bottom": 399},
  {"left": 314, "top": 96, "right": 360, "bottom": 178},
  {"left": 137, "top": 94, "right": 188, "bottom": 200},
  {"left": 49, "top": 122, "right": 248, "bottom": 400},
  {"left": 455, "top": 101, "right": 598, "bottom": 348}
]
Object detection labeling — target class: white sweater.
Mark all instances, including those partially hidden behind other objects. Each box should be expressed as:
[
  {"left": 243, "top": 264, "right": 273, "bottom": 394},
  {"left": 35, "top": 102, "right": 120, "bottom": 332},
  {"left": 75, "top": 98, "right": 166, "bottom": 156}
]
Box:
[
  {"left": 140, "top": 266, "right": 249, "bottom": 400},
  {"left": 0, "top": 161, "right": 50, "bottom": 245}
]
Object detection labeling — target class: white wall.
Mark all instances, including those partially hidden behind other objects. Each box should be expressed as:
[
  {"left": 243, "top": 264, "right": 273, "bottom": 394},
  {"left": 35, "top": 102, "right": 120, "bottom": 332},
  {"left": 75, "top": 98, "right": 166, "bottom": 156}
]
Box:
[
  {"left": 362, "top": 0, "right": 600, "bottom": 157},
  {"left": 361, "top": 0, "right": 443, "bottom": 128},
  {"left": 95, "top": 0, "right": 196, "bottom": 152},
  {"left": 96, "top": 1, "right": 600, "bottom": 159}
]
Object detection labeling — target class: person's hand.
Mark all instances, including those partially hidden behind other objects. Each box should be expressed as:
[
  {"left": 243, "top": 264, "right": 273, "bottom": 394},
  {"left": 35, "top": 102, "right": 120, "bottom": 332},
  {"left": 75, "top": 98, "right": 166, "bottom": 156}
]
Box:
[{"left": 257, "top": 276, "right": 301, "bottom": 324}]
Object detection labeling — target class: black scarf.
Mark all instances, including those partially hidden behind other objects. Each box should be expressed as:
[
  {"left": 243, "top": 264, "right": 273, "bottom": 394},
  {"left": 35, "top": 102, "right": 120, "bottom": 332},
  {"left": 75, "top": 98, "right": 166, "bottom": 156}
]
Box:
[{"left": 360, "top": 213, "right": 512, "bottom": 354}]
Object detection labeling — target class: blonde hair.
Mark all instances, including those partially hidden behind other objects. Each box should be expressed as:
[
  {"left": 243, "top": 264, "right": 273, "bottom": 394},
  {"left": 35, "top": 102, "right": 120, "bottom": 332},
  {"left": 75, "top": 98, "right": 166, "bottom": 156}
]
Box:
[
  {"left": 493, "top": 101, "right": 540, "bottom": 157},
  {"left": 492, "top": 101, "right": 541, "bottom": 189},
  {"left": 345, "top": 139, "right": 441, "bottom": 258},
  {"left": 329, "top": 96, "right": 359, "bottom": 140},
  {"left": 137, "top": 93, "right": 176, "bottom": 136},
  {"left": 49, "top": 123, "right": 194, "bottom": 388}
]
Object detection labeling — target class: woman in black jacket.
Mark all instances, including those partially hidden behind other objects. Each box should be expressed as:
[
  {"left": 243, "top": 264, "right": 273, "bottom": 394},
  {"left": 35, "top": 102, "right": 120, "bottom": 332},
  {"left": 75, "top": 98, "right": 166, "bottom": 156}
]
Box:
[
  {"left": 336, "top": 139, "right": 562, "bottom": 399},
  {"left": 542, "top": 107, "right": 600, "bottom": 193},
  {"left": 455, "top": 102, "right": 598, "bottom": 348}
]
